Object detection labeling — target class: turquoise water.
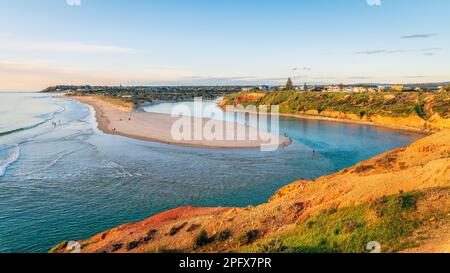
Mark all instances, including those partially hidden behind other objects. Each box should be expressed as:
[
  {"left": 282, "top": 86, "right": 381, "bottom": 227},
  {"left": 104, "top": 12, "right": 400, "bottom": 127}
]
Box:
[{"left": 0, "top": 92, "right": 422, "bottom": 253}]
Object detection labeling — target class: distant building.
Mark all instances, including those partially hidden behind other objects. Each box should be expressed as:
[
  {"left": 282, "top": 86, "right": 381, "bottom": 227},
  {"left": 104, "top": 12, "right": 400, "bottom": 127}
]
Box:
[
  {"left": 311, "top": 85, "right": 324, "bottom": 92},
  {"left": 241, "top": 87, "right": 253, "bottom": 92},
  {"left": 392, "top": 85, "right": 405, "bottom": 91},
  {"left": 377, "top": 86, "right": 386, "bottom": 92},
  {"left": 325, "top": 85, "right": 352, "bottom": 93},
  {"left": 255, "top": 85, "right": 270, "bottom": 91}
]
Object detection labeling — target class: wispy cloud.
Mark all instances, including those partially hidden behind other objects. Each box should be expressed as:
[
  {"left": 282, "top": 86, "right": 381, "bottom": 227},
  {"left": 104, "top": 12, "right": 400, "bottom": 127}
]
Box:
[
  {"left": 355, "top": 49, "right": 410, "bottom": 55},
  {"left": 183, "top": 76, "right": 255, "bottom": 81},
  {"left": 0, "top": 41, "right": 137, "bottom": 54},
  {"left": 366, "top": 0, "right": 382, "bottom": 6},
  {"left": 355, "top": 47, "right": 443, "bottom": 56},
  {"left": 0, "top": 60, "right": 192, "bottom": 89},
  {"left": 347, "top": 76, "right": 373, "bottom": 80},
  {"left": 406, "top": 75, "right": 427, "bottom": 79},
  {"left": 66, "top": 0, "right": 81, "bottom": 6},
  {"left": 401, "top": 33, "right": 436, "bottom": 39}
]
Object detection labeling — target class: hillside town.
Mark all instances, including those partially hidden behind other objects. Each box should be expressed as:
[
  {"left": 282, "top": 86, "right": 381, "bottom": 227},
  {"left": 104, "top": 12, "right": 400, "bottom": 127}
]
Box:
[
  {"left": 42, "top": 79, "right": 449, "bottom": 106},
  {"left": 268, "top": 78, "right": 450, "bottom": 93}
]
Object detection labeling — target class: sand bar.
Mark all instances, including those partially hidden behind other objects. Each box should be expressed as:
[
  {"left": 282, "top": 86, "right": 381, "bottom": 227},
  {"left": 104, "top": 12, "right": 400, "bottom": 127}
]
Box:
[{"left": 71, "top": 96, "right": 291, "bottom": 149}]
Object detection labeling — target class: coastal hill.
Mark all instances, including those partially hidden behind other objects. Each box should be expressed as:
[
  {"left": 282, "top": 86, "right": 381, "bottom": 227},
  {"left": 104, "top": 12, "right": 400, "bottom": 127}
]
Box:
[
  {"left": 51, "top": 128, "right": 450, "bottom": 253},
  {"left": 220, "top": 91, "right": 450, "bottom": 133},
  {"left": 42, "top": 85, "right": 247, "bottom": 104}
]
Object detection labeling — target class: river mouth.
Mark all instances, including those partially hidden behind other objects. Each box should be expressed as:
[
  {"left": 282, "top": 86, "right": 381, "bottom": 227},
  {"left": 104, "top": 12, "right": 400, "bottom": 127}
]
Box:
[{"left": 0, "top": 94, "right": 423, "bottom": 253}]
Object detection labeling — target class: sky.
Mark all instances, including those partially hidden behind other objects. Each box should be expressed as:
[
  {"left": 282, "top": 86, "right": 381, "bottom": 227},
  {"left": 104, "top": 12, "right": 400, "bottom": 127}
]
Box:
[{"left": 0, "top": 0, "right": 449, "bottom": 90}]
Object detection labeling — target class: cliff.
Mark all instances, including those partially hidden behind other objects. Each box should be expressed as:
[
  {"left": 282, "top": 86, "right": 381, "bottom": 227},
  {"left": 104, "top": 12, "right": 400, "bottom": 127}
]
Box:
[
  {"left": 220, "top": 91, "right": 450, "bottom": 133},
  {"left": 51, "top": 129, "right": 450, "bottom": 253}
]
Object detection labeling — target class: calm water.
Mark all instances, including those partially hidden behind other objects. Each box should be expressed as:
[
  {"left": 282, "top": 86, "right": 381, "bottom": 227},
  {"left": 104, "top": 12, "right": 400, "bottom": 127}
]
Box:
[{"left": 0, "top": 92, "right": 422, "bottom": 253}]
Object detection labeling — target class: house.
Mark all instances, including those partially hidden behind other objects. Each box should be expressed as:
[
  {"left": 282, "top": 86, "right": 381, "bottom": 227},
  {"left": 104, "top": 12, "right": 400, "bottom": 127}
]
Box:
[{"left": 392, "top": 85, "right": 405, "bottom": 91}]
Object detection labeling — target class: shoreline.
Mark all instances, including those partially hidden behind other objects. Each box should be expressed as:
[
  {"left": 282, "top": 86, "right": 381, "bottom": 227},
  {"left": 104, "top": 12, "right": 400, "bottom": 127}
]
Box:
[
  {"left": 221, "top": 107, "right": 429, "bottom": 135},
  {"left": 69, "top": 95, "right": 292, "bottom": 149},
  {"left": 274, "top": 111, "right": 428, "bottom": 134},
  {"left": 218, "top": 91, "right": 450, "bottom": 135},
  {"left": 51, "top": 127, "right": 450, "bottom": 253}
]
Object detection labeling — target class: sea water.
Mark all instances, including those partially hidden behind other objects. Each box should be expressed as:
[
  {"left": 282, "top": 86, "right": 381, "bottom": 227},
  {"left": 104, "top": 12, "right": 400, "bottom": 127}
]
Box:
[{"left": 0, "top": 92, "right": 422, "bottom": 253}]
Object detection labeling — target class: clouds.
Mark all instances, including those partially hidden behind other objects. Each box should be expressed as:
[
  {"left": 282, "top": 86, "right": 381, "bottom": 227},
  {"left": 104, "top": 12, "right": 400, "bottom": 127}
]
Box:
[
  {"left": 355, "top": 49, "right": 408, "bottom": 55},
  {"left": 401, "top": 33, "right": 436, "bottom": 39},
  {"left": 0, "top": 41, "right": 137, "bottom": 53},
  {"left": 0, "top": 60, "right": 192, "bottom": 89},
  {"left": 355, "top": 48, "right": 442, "bottom": 56},
  {"left": 66, "top": 0, "right": 81, "bottom": 6},
  {"left": 0, "top": 41, "right": 137, "bottom": 54},
  {"left": 355, "top": 31, "right": 440, "bottom": 57},
  {"left": 366, "top": 0, "right": 382, "bottom": 6}
]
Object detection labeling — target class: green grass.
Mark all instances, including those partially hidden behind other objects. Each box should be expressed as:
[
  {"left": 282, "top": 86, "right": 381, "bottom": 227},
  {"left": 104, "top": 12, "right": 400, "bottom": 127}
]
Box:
[
  {"left": 245, "top": 192, "right": 423, "bottom": 253},
  {"left": 224, "top": 91, "right": 450, "bottom": 119}
]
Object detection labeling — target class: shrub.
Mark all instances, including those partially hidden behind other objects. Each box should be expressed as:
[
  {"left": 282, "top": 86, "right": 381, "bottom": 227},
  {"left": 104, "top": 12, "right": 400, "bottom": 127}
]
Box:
[
  {"left": 238, "top": 230, "right": 260, "bottom": 246},
  {"left": 414, "top": 104, "right": 425, "bottom": 118},
  {"left": 217, "top": 230, "right": 232, "bottom": 242},
  {"left": 144, "top": 229, "right": 157, "bottom": 242},
  {"left": 112, "top": 243, "right": 123, "bottom": 252},
  {"left": 126, "top": 240, "right": 141, "bottom": 251},
  {"left": 159, "top": 247, "right": 184, "bottom": 253},
  {"left": 169, "top": 222, "right": 187, "bottom": 236},
  {"left": 370, "top": 196, "right": 389, "bottom": 217},
  {"left": 255, "top": 239, "right": 286, "bottom": 253},
  {"left": 187, "top": 224, "right": 201, "bottom": 232},
  {"left": 399, "top": 194, "right": 418, "bottom": 210},
  {"left": 194, "top": 230, "right": 213, "bottom": 249},
  {"left": 354, "top": 165, "right": 374, "bottom": 173}
]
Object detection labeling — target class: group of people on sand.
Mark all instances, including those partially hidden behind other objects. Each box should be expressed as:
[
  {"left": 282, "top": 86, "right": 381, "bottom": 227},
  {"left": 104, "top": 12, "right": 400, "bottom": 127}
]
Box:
[
  {"left": 51, "top": 120, "right": 61, "bottom": 128},
  {"left": 113, "top": 117, "right": 132, "bottom": 132}
]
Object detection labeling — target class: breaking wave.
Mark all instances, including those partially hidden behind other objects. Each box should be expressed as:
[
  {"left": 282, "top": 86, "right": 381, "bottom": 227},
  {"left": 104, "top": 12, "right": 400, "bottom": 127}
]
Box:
[
  {"left": 0, "top": 107, "right": 65, "bottom": 137},
  {"left": 0, "top": 145, "right": 20, "bottom": 177}
]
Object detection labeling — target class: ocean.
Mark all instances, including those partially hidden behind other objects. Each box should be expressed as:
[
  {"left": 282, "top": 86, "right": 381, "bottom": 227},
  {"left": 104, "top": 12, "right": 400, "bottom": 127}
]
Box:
[{"left": 0, "top": 92, "right": 422, "bottom": 253}]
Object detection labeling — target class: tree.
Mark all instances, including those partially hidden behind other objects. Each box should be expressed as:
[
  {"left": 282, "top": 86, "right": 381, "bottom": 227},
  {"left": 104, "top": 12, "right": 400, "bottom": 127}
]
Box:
[
  {"left": 286, "top": 78, "right": 294, "bottom": 90},
  {"left": 338, "top": 83, "right": 345, "bottom": 92},
  {"left": 303, "top": 83, "right": 308, "bottom": 92}
]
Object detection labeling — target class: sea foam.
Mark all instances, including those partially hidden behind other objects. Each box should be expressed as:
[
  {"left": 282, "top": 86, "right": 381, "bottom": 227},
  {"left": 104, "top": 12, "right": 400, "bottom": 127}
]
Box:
[
  {"left": 0, "top": 145, "right": 20, "bottom": 177},
  {"left": 0, "top": 106, "right": 65, "bottom": 137}
]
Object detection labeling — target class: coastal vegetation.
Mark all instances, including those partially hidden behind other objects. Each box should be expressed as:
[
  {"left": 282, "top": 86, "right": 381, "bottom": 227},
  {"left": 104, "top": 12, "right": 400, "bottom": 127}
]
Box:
[
  {"left": 49, "top": 128, "right": 450, "bottom": 253},
  {"left": 222, "top": 91, "right": 450, "bottom": 119},
  {"left": 221, "top": 91, "right": 450, "bottom": 132},
  {"left": 247, "top": 191, "right": 430, "bottom": 253},
  {"left": 42, "top": 85, "right": 244, "bottom": 105}
]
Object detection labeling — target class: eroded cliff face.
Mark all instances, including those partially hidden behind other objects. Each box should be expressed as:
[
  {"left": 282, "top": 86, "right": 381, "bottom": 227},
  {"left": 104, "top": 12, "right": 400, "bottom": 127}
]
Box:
[
  {"left": 220, "top": 92, "right": 450, "bottom": 133},
  {"left": 51, "top": 129, "right": 450, "bottom": 254}
]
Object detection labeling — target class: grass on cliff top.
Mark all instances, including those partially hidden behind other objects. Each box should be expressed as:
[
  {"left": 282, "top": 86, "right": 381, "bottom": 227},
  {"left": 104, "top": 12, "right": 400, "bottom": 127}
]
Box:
[
  {"left": 224, "top": 91, "right": 450, "bottom": 119},
  {"left": 244, "top": 192, "right": 431, "bottom": 253}
]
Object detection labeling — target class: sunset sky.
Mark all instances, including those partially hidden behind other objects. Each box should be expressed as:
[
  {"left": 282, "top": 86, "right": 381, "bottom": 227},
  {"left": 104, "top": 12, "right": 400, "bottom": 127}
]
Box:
[{"left": 0, "top": 0, "right": 449, "bottom": 90}]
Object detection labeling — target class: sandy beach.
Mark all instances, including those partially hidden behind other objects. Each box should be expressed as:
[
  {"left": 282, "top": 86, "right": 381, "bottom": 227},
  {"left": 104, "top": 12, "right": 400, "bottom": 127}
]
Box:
[{"left": 71, "top": 96, "right": 291, "bottom": 149}]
